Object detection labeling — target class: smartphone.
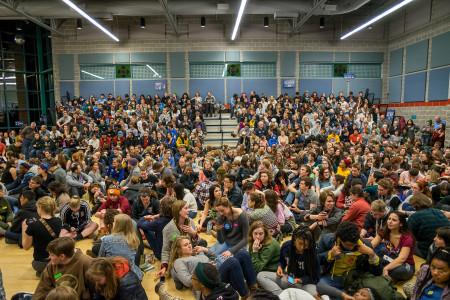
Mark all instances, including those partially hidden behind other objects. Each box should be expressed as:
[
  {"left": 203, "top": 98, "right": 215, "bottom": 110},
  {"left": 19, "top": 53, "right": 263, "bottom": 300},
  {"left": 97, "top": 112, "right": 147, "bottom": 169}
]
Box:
[{"left": 287, "top": 275, "right": 295, "bottom": 284}]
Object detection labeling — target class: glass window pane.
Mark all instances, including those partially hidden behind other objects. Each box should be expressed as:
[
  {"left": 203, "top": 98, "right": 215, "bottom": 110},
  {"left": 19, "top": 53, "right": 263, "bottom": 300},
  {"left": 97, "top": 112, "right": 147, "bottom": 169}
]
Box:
[
  {"left": 80, "top": 65, "right": 115, "bottom": 80},
  {"left": 300, "top": 64, "right": 333, "bottom": 78},
  {"left": 348, "top": 64, "right": 381, "bottom": 78},
  {"left": 241, "top": 63, "right": 276, "bottom": 78},
  {"left": 132, "top": 64, "right": 166, "bottom": 79},
  {"left": 26, "top": 74, "right": 38, "bottom": 91},
  {"left": 190, "top": 63, "right": 225, "bottom": 78}
]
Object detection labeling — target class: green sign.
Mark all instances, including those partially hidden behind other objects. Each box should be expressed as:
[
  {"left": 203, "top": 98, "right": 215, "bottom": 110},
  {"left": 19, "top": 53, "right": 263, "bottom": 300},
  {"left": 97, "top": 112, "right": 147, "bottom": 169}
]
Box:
[
  {"left": 116, "top": 64, "right": 131, "bottom": 78},
  {"left": 227, "top": 64, "right": 241, "bottom": 77}
]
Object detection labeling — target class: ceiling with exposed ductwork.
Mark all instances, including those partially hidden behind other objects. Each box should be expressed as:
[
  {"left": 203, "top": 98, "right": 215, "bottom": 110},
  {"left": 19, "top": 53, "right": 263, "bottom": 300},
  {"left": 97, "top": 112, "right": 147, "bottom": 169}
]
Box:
[{"left": 0, "top": 0, "right": 391, "bottom": 19}]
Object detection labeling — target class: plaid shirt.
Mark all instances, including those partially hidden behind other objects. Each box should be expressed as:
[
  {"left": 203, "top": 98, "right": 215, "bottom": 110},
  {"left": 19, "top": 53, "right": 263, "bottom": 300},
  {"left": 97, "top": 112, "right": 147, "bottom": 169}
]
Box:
[{"left": 193, "top": 179, "right": 215, "bottom": 207}]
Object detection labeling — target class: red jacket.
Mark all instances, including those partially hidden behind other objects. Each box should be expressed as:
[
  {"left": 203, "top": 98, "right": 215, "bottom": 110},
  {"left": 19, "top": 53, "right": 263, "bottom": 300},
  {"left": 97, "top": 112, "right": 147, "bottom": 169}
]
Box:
[
  {"left": 99, "top": 196, "right": 131, "bottom": 215},
  {"left": 341, "top": 197, "right": 370, "bottom": 230}
]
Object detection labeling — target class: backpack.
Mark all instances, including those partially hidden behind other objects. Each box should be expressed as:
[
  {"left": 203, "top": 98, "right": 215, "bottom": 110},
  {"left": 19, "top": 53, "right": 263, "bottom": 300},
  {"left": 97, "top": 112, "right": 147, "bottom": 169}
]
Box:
[{"left": 344, "top": 271, "right": 405, "bottom": 300}]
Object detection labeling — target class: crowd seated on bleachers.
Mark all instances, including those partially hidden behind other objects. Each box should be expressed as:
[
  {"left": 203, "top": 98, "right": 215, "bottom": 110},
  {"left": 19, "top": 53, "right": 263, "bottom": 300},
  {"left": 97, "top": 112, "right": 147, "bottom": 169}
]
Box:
[{"left": 0, "top": 89, "right": 449, "bottom": 300}]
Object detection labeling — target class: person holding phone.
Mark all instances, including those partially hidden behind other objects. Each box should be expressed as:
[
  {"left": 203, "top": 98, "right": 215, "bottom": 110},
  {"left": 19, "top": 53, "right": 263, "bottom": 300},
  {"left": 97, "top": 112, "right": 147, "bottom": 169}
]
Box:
[
  {"left": 317, "top": 222, "right": 380, "bottom": 300},
  {"left": 257, "top": 226, "right": 322, "bottom": 298}
]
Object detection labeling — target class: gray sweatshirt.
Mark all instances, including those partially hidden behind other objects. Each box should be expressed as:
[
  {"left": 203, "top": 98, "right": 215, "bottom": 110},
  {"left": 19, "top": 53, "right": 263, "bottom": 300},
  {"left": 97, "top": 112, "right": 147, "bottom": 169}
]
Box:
[
  {"left": 216, "top": 211, "right": 249, "bottom": 254},
  {"left": 171, "top": 254, "right": 210, "bottom": 288},
  {"left": 161, "top": 218, "right": 197, "bottom": 264}
]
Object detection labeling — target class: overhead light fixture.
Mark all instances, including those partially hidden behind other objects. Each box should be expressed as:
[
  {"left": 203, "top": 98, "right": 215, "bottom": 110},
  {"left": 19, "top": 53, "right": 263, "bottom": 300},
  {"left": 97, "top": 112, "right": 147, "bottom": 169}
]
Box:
[
  {"left": 340, "top": 0, "right": 414, "bottom": 40},
  {"left": 16, "top": 22, "right": 22, "bottom": 31},
  {"left": 81, "top": 70, "right": 104, "bottom": 79},
  {"left": 264, "top": 16, "right": 269, "bottom": 27},
  {"left": 319, "top": 17, "right": 325, "bottom": 29},
  {"left": 61, "top": 0, "right": 120, "bottom": 42},
  {"left": 368, "top": 26, "right": 373, "bottom": 30},
  {"left": 140, "top": 17, "right": 146, "bottom": 29},
  {"left": 231, "top": 0, "right": 248, "bottom": 40},
  {"left": 201, "top": 16, "right": 206, "bottom": 27},
  {"left": 76, "top": 18, "right": 82, "bottom": 30},
  {"left": 5, "top": 83, "right": 16, "bottom": 85},
  {"left": 0, "top": 76, "right": 16, "bottom": 80},
  {"left": 146, "top": 64, "right": 161, "bottom": 78}
]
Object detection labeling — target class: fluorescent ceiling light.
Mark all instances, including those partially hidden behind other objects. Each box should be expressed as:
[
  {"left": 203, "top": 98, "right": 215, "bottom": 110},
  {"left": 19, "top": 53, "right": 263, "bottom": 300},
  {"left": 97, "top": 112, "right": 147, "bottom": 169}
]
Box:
[
  {"left": 146, "top": 64, "right": 161, "bottom": 78},
  {"left": 61, "top": 0, "right": 120, "bottom": 42},
  {"left": 340, "top": 0, "right": 414, "bottom": 40},
  {"left": 0, "top": 76, "right": 16, "bottom": 80},
  {"left": 81, "top": 70, "right": 104, "bottom": 79},
  {"left": 231, "top": 0, "right": 248, "bottom": 40},
  {"left": 5, "top": 83, "right": 16, "bottom": 85}
]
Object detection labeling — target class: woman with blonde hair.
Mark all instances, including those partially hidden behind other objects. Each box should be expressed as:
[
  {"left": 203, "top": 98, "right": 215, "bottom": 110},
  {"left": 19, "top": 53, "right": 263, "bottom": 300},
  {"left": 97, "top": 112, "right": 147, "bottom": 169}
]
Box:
[
  {"left": 45, "top": 286, "right": 78, "bottom": 300},
  {"left": 166, "top": 236, "right": 256, "bottom": 298},
  {"left": 157, "top": 200, "right": 199, "bottom": 279},
  {"left": 99, "top": 214, "right": 143, "bottom": 280},
  {"left": 87, "top": 257, "right": 147, "bottom": 300},
  {"left": 22, "top": 196, "right": 62, "bottom": 275}
]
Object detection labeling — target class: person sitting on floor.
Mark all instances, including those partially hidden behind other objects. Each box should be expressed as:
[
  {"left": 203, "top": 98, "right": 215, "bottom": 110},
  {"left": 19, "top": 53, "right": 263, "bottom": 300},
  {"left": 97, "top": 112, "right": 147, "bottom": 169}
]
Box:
[
  {"left": 22, "top": 196, "right": 62, "bottom": 276},
  {"left": 87, "top": 257, "right": 147, "bottom": 300},
  {"left": 59, "top": 196, "right": 98, "bottom": 241},
  {"left": 0, "top": 190, "right": 37, "bottom": 245},
  {"left": 32, "top": 237, "right": 93, "bottom": 300}
]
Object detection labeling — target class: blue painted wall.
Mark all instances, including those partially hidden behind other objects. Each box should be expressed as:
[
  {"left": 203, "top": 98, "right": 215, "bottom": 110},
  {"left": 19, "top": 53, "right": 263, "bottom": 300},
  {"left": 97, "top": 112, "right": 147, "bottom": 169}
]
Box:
[
  {"left": 171, "top": 79, "right": 186, "bottom": 95},
  {"left": 79, "top": 53, "right": 113, "bottom": 64},
  {"left": 241, "top": 51, "right": 277, "bottom": 62},
  {"left": 189, "top": 79, "right": 225, "bottom": 102},
  {"left": 60, "top": 82, "right": 75, "bottom": 98},
  {"left": 350, "top": 79, "right": 382, "bottom": 98},
  {"left": 189, "top": 51, "right": 225, "bottom": 62},
  {"left": 428, "top": 67, "right": 450, "bottom": 101},
  {"left": 389, "top": 49, "right": 403, "bottom": 77},
  {"left": 114, "top": 53, "right": 130, "bottom": 64},
  {"left": 132, "top": 80, "right": 167, "bottom": 97},
  {"left": 227, "top": 79, "right": 241, "bottom": 102},
  {"left": 58, "top": 54, "right": 74, "bottom": 80},
  {"left": 405, "top": 40, "right": 428, "bottom": 73},
  {"left": 299, "top": 79, "right": 332, "bottom": 95},
  {"left": 431, "top": 31, "right": 450, "bottom": 68},
  {"left": 242, "top": 79, "right": 277, "bottom": 97},
  {"left": 389, "top": 77, "right": 402, "bottom": 103},
  {"left": 80, "top": 81, "right": 114, "bottom": 98},
  {"left": 332, "top": 79, "right": 347, "bottom": 95},
  {"left": 131, "top": 52, "right": 165, "bottom": 63},
  {"left": 404, "top": 72, "right": 427, "bottom": 102},
  {"left": 300, "top": 52, "right": 333, "bottom": 63},
  {"left": 280, "top": 52, "right": 296, "bottom": 77},
  {"left": 170, "top": 52, "right": 185, "bottom": 78},
  {"left": 115, "top": 80, "right": 130, "bottom": 97}
]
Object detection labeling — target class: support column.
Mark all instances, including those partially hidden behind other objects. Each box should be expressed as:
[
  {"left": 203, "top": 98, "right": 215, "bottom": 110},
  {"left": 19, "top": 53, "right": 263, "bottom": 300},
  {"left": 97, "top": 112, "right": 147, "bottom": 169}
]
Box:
[{"left": 36, "top": 26, "right": 47, "bottom": 116}]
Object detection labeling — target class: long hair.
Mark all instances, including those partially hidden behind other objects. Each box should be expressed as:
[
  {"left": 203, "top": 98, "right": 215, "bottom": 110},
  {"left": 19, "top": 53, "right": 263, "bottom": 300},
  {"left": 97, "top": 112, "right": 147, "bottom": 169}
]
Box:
[
  {"left": 380, "top": 211, "right": 410, "bottom": 241},
  {"left": 167, "top": 235, "right": 191, "bottom": 276},
  {"left": 287, "top": 225, "right": 319, "bottom": 283},
  {"left": 111, "top": 214, "right": 140, "bottom": 250},
  {"left": 264, "top": 190, "right": 279, "bottom": 213},
  {"left": 86, "top": 258, "right": 119, "bottom": 300},
  {"left": 248, "top": 220, "right": 273, "bottom": 252},
  {"left": 172, "top": 200, "right": 189, "bottom": 228},
  {"left": 416, "top": 247, "right": 450, "bottom": 297}
]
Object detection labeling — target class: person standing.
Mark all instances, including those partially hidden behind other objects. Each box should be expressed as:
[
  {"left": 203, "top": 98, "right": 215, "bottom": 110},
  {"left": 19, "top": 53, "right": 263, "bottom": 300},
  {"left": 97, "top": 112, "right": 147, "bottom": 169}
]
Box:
[
  {"left": 21, "top": 122, "right": 36, "bottom": 159},
  {"left": 205, "top": 91, "right": 216, "bottom": 117}
]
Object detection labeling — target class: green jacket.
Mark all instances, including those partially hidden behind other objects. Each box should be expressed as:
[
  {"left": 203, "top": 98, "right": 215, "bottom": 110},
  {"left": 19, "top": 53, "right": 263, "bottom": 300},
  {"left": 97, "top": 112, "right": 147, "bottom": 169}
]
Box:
[
  {"left": 249, "top": 238, "right": 280, "bottom": 273},
  {"left": 0, "top": 197, "right": 13, "bottom": 223}
]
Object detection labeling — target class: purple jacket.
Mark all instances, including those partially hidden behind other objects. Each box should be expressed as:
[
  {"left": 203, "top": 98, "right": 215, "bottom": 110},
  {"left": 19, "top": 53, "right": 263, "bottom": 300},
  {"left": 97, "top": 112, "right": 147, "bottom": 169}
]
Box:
[{"left": 411, "top": 264, "right": 449, "bottom": 300}]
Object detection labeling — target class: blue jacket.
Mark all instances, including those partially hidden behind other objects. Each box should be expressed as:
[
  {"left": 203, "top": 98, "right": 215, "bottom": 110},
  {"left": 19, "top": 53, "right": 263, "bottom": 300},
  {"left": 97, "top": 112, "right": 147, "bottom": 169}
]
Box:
[{"left": 99, "top": 234, "right": 143, "bottom": 280}]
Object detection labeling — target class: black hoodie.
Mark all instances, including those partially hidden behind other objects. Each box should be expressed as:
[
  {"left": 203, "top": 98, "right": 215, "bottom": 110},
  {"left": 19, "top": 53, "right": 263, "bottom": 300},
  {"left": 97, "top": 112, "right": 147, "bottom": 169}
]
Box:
[
  {"left": 204, "top": 284, "right": 239, "bottom": 300},
  {"left": 9, "top": 200, "right": 38, "bottom": 233}
]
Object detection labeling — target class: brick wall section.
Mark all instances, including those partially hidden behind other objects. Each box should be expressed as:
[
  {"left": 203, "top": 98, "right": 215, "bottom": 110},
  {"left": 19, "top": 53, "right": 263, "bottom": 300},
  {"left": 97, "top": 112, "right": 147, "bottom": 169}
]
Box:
[{"left": 386, "top": 101, "right": 450, "bottom": 146}]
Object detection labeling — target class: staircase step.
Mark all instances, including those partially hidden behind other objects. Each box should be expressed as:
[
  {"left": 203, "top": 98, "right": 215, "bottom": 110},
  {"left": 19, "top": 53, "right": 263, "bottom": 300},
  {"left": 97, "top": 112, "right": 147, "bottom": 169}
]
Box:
[
  {"left": 206, "top": 125, "right": 236, "bottom": 133},
  {"left": 204, "top": 132, "right": 237, "bottom": 140}
]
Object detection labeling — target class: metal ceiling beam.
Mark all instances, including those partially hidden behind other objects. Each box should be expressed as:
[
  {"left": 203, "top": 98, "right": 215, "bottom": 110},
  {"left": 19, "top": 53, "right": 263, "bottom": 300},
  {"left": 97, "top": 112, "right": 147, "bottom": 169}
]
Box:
[
  {"left": 157, "top": 0, "right": 179, "bottom": 35},
  {"left": 0, "top": 0, "right": 64, "bottom": 35},
  {"left": 292, "top": 0, "right": 328, "bottom": 32}
]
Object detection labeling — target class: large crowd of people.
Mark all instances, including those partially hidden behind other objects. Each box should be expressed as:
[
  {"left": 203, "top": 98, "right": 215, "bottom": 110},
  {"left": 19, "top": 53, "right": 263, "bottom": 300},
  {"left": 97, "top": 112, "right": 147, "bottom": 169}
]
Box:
[{"left": 0, "top": 89, "right": 449, "bottom": 300}]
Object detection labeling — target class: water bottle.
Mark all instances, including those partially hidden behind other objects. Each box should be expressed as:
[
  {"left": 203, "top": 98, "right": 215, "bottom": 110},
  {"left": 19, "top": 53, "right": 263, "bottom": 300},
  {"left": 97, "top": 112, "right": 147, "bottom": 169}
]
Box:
[{"left": 206, "top": 220, "right": 213, "bottom": 234}]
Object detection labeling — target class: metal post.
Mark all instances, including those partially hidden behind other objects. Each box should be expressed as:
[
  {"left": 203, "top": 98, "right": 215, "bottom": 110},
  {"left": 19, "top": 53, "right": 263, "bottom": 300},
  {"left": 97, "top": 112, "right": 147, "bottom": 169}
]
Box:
[{"left": 36, "top": 26, "right": 47, "bottom": 117}]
